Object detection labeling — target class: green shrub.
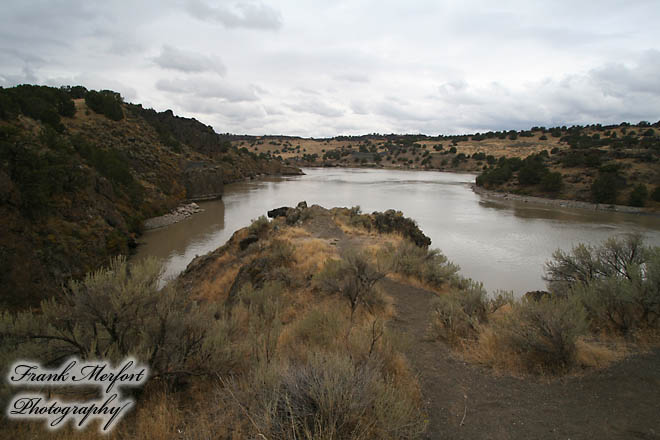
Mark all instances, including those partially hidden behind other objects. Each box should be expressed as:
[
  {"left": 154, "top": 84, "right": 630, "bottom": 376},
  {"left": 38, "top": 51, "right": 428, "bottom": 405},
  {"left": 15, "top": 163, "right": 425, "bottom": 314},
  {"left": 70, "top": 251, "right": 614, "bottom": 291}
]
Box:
[
  {"left": 495, "top": 297, "right": 588, "bottom": 374},
  {"left": 544, "top": 233, "right": 648, "bottom": 295},
  {"left": 238, "top": 281, "right": 283, "bottom": 364},
  {"left": 85, "top": 89, "right": 124, "bottom": 120},
  {"left": 544, "top": 235, "right": 659, "bottom": 334},
  {"left": 518, "top": 156, "right": 548, "bottom": 186},
  {"left": 315, "top": 250, "right": 386, "bottom": 329},
  {"left": 244, "top": 352, "right": 426, "bottom": 440},
  {"left": 591, "top": 172, "right": 623, "bottom": 204},
  {"left": 540, "top": 171, "right": 563, "bottom": 193},
  {"left": 628, "top": 184, "right": 648, "bottom": 207},
  {"left": 573, "top": 249, "right": 660, "bottom": 334},
  {"left": 0, "top": 257, "right": 238, "bottom": 379},
  {"left": 248, "top": 215, "right": 270, "bottom": 236},
  {"left": 476, "top": 164, "right": 513, "bottom": 187},
  {"left": 653, "top": 186, "right": 660, "bottom": 202},
  {"left": 431, "top": 279, "right": 488, "bottom": 343},
  {"left": 490, "top": 290, "right": 515, "bottom": 312},
  {"left": 390, "top": 241, "right": 459, "bottom": 287},
  {"left": 371, "top": 210, "right": 431, "bottom": 247}
]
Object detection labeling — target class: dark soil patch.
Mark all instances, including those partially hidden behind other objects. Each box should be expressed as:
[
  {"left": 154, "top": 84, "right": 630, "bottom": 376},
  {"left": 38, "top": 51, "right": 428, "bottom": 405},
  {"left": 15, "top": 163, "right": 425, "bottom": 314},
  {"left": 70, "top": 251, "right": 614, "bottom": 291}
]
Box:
[{"left": 383, "top": 278, "right": 660, "bottom": 440}]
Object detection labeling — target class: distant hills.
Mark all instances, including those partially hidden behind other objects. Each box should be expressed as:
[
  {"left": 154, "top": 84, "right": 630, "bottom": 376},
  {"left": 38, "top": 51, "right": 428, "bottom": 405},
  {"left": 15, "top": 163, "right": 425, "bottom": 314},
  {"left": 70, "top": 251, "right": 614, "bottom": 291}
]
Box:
[{"left": 241, "top": 123, "right": 660, "bottom": 209}]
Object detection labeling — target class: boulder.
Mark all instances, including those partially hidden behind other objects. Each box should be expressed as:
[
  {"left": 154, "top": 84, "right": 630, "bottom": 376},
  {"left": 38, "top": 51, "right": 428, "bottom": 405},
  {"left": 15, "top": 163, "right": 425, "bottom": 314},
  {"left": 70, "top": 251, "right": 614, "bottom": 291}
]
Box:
[
  {"left": 183, "top": 161, "right": 223, "bottom": 201},
  {"left": 267, "top": 206, "right": 292, "bottom": 218}
]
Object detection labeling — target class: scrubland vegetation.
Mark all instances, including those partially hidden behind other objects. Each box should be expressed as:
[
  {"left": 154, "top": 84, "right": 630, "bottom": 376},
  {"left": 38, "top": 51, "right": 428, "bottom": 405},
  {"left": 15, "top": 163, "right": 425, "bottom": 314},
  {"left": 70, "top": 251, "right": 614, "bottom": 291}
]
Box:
[
  {"left": 475, "top": 123, "right": 660, "bottom": 208},
  {"left": 1, "top": 207, "right": 428, "bottom": 439},
  {"left": 1, "top": 201, "right": 658, "bottom": 438},
  {"left": 428, "top": 233, "right": 659, "bottom": 375}
]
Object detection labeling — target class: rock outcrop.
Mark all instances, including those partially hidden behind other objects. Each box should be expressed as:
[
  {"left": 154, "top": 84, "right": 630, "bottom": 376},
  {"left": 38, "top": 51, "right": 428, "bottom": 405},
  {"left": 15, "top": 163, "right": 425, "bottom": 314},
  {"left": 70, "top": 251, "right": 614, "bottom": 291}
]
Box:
[{"left": 184, "top": 161, "right": 224, "bottom": 201}]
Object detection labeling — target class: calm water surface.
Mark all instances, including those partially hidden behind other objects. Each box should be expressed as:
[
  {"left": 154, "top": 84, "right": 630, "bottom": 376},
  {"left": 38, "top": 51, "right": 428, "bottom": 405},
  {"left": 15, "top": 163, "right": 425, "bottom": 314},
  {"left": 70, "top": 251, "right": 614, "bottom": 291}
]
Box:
[{"left": 134, "top": 168, "right": 660, "bottom": 296}]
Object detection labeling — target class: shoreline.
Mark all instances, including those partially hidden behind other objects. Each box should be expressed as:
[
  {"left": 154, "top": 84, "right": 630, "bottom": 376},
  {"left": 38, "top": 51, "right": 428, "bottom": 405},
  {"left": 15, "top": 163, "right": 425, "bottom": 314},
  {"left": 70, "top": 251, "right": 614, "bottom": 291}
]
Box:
[
  {"left": 143, "top": 202, "right": 204, "bottom": 230},
  {"left": 471, "top": 184, "right": 660, "bottom": 216}
]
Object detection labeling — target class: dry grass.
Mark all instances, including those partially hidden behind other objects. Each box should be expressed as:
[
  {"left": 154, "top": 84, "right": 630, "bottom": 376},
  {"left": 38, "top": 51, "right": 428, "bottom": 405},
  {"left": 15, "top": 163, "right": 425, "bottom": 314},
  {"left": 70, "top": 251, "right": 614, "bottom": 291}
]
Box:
[
  {"left": 195, "top": 263, "right": 241, "bottom": 301},
  {"left": 293, "top": 238, "right": 338, "bottom": 275},
  {"left": 387, "top": 272, "right": 445, "bottom": 295},
  {"left": 277, "top": 225, "right": 311, "bottom": 241},
  {"left": 575, "top": 338, "right": 626, "bottom": 369},
  {"left": 455, "top": 302, "right": 641, "bottom": 377},
  {"left": 464, "top": 326, "right": 527, "bottom": 376}
]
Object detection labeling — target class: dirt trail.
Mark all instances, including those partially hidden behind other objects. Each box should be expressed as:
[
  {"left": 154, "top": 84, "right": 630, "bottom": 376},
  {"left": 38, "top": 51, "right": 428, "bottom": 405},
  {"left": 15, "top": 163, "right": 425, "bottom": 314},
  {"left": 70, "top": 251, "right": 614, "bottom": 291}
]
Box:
[
  {"left": 384, "top": 279, "right": 660, "bottom": 440},
  {"left": 301, "top": 213, "right": 660, "bottom": 439}
]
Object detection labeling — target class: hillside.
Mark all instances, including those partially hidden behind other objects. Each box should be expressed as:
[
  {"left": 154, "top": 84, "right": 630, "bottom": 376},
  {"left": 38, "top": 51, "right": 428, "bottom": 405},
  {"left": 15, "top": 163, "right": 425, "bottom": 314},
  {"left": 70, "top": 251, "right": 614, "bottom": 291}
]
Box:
[
  {"left": 237, "top": 123, "right": 660, "bottom": 210},
  {"left": 0, "top": 85, "right": 301, "bottom": 309}
]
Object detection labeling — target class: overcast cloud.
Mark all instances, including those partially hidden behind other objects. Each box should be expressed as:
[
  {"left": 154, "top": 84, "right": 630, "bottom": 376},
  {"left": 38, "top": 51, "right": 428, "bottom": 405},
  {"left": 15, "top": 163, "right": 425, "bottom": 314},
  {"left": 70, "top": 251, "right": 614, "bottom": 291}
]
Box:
[{"left": 1, "top": 0, "right": 659, "bottom": 136}]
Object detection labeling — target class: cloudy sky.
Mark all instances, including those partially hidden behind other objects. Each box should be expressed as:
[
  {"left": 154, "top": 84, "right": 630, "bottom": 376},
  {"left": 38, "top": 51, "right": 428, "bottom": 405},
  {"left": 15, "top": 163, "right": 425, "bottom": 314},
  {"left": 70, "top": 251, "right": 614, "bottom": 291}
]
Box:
[{"left": 1, "top": 0, "right": 659, "bottom": 136}]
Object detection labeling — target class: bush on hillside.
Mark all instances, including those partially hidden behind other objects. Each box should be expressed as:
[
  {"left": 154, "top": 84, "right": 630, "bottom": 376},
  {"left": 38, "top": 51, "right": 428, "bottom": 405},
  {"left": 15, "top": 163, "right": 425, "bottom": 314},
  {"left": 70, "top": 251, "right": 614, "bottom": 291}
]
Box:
[
  {"left": 371, "top": 210, "right": 431, "bottom": 247},
  {"left": 628, "top": 184, "right": 648, "bottom": 207},
  {"left": 85, "top": 89, "right": 124, "bottom": 121},
  {"left": 389, "top": 241, "right": 459, "bottom": 287},
  {"left": 0, "top": 257, "right": 237, "bottom": 379},
  {"left": 540, "top": 171, "right": 563, "bottom": 193},
  {"left": 242, "top": 352, "right": 426, "bottom": 440},
  {"left": 431, "top": 279, "right": 489, "bottom": 343},
  {"left": 315, "top": 250, "right": 386, "bottom": 326},
  {"left": 494, "top": 297, "right": 588, "bottom": 374},
  {"left": 544, "top": 234, "right": 659, "bottom": 334}
]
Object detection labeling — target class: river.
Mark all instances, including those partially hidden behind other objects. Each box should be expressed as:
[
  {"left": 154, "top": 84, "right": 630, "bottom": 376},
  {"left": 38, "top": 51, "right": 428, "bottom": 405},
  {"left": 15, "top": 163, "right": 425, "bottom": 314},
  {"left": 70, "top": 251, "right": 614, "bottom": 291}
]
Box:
[{"left": 134, "top": 168, "right": 660, "bottom": 296}]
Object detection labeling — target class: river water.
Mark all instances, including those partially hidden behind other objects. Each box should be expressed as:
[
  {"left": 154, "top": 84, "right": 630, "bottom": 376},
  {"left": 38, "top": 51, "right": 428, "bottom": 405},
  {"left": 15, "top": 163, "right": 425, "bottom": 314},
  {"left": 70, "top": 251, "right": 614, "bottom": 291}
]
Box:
[{"left": 134, "top": 168, "right": 660, "bottom": 296}]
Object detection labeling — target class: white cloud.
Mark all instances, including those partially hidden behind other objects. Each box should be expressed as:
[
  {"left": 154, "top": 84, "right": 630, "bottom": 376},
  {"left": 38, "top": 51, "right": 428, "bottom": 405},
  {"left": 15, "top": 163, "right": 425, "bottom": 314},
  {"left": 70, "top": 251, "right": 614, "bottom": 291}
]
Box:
[
  {"left": 186, "top": 0, "right": 282, "bottom": 30},
  {"left": 156, "top": 77, "right": 259, "bottom": 103},
  {"left": 0, "top": 0, "right": 659, "bottom": 136},
  {"left": 153, "top": 45, "right": 226, "bottom": 75}
]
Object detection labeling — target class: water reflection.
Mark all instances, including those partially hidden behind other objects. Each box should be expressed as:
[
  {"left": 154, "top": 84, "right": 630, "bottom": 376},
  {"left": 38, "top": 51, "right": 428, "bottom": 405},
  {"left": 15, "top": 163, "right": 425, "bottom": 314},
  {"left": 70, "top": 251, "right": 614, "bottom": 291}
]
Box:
[{"left": 134, "top": 168, "right": 660, "bottom": 296}]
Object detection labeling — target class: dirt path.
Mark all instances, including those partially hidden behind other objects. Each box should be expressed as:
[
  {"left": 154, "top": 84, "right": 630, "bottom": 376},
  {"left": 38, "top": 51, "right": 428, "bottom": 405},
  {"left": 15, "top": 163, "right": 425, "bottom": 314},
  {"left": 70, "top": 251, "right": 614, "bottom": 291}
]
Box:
[
  {"left": 383, "top": 279, "right": 660, "bottom": 440},
  {"left": 301, "top": 211, "right": 660, "bottom": 439}
]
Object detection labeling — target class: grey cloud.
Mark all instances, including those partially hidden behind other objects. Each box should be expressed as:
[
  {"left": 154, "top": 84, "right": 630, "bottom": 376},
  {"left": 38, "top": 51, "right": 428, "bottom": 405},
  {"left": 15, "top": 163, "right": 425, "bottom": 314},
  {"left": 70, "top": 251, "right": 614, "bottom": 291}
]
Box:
[
  {"left": 350, "top": 101, "right": 369, "bottom": 115},
  {"left": 264, "top": 105, "right": 285, "bottom": 115},
  {"left": 334, "top": 73, "right": 370, "bottom": 83},
  {"left": 175, "top": 97, "right": 265, "bottom": 121},
  {"left": 187, "top": 0, "right": 282, "bottom": 30},
  {"left": 156, "top": 77, "right": 259, "bottom": 102},
  {"left": 287, "top": 99, "right": 344, "bottom": 118},
  {"left": 43, "top": 73, "right": 139, "bottom": 101},
  {"left": 153, "top": 45, "right": 226, "bottom": 75},
  {"left": 0, "top": 66, "right": 38, "bottom": 87},
  {"left": 589, "top": 50, "right": 660, "bottom": 96}
]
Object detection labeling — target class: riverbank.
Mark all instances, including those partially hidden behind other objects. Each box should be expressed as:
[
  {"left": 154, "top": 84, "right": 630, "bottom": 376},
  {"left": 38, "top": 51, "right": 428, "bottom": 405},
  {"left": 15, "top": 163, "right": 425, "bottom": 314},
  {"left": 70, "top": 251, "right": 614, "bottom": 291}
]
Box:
[
  {"left": 143, "top": 202, "right": 204, "bottom": 230},
  {"left": 472, "top": 184, "right": 660, "bottom": 216}
]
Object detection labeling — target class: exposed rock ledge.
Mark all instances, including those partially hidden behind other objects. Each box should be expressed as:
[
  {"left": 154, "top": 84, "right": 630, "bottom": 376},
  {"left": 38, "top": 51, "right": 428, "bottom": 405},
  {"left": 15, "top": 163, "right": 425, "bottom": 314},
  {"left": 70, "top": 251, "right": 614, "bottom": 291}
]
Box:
[
  {"left": 472, "top": 184, "right": 659, "bottom": 216},
  {"left": 143, "top": 203, "right": 204, "bottom": 230}
]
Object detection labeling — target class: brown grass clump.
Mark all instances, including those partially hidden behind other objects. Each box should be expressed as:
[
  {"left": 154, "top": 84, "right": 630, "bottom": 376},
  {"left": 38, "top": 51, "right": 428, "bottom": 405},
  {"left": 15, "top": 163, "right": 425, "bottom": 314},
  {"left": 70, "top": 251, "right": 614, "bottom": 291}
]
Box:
[
  {"left": 294, "top": 238, "right": 338, "bottom": 276},
  {"left": 196, "top": 264, "right": 241, "bottom": 301},
  {"left": 574, "top": 338, "right": 626, "bottom": 369},
  {"left": 229, "top": 351, "right": 426, "bottom": 440}
]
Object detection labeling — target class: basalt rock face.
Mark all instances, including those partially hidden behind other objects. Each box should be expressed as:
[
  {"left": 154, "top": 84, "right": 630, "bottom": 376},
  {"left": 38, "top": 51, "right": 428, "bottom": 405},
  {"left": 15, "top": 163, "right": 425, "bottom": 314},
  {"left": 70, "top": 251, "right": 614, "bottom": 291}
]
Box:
[{"left": 184, "top": 162, "right": 224, "bottom": 201}]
